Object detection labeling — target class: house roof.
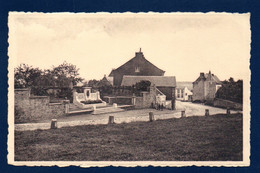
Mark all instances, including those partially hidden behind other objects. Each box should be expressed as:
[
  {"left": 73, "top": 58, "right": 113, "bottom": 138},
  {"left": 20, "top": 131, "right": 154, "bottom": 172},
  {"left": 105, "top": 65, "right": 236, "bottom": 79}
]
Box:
[
  {"left": 108, "top": 69, "right": 115, "bottom": 77},
  {"left": 193, "top": 72, "right": 222, "bottom": 84},
  {"left": 205, "top": 74, "right": 221, "bottom": 84},
  {"left": 176, "top": 82, "right": 193, "bottom": 90},
  {"left": 96, "top": 76, "right": 112, "bottom": 87},
  {"left": 121, "top": 75, "right": 176, "bottom": 87},
  {"left": 108, "top": 51, "right": 165, "bottom": 77}
]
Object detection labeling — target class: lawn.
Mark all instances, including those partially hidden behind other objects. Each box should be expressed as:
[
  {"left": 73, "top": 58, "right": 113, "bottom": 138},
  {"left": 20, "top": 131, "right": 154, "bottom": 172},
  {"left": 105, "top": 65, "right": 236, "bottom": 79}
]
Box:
[{"left": 15, "top": 113, "right": 242, "bottom": 161}]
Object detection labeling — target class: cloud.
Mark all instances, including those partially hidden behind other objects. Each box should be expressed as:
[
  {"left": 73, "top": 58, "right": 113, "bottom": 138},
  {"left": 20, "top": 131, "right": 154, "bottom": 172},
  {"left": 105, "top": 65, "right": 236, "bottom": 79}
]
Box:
[{"left": 11, "top": 13, "right": 250, "bottom": 81}]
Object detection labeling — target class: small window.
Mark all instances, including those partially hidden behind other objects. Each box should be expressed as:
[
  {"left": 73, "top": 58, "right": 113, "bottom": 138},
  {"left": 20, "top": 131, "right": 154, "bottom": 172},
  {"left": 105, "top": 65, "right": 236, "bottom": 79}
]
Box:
[
  {"left": 135, "top": 66, "right": 140, "bottom": 72},
  {"left": 86, "top": 90, "right": 90, "bottom": 97}
]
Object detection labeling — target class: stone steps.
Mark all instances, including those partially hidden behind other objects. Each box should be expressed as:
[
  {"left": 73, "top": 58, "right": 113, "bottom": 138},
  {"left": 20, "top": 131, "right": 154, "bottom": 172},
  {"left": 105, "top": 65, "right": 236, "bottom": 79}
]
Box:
[{"left": 69, "top": 104, "right": 83, "bottom": 112}]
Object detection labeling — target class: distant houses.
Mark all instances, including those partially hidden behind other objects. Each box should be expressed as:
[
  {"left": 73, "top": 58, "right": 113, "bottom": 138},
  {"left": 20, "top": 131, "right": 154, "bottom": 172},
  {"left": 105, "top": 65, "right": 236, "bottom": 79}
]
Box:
[
  {"left": 176, "top": 82, "right": 193, "bottom": 102},
  {"left": 192, "top": 71, "right": 222, "bottom": 103}
]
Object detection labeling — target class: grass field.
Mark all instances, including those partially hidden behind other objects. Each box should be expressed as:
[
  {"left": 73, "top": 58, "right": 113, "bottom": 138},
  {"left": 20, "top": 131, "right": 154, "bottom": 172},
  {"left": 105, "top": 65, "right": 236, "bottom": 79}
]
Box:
[{"left": 15, "top": 113, "right": 242, "bottom": 161}]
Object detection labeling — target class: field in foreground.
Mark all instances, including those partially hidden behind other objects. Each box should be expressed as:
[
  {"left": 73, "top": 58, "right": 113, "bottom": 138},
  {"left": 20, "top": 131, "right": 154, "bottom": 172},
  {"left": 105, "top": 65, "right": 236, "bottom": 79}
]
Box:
[{"left": 15, "top": 113, "right": 242, "bottom": 161}]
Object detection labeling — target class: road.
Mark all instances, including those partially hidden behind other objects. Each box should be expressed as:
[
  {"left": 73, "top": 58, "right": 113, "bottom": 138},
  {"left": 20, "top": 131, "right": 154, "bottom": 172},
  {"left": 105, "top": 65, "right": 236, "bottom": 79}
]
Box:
[{"left": 15, "top": 101, "right": 242, "bottom": 131}]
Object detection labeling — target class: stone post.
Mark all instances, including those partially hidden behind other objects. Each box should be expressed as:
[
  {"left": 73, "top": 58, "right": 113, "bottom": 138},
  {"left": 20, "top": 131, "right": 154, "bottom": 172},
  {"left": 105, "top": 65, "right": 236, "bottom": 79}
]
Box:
[
  {"left": 51, "top": 119, "right": 57, "bottom": 129},
  {"left": 181, "top": 110, "right": 186, "bottom": 117},
  {"left": 113, "top": 103, "right": 117, "bottom": 108},
  {"left": 149, "top": 112, "right": 154, "bottom": 122},
  {"left": 108, "top": 97, "right": 111, "bottom": 105},
  {"left": 132, "top": 96, "right": 136, "bottom": 106},
  {"left": 205, "top": 109, "right": 209, "bottom": 116},
  {"left": 171, "top": 99, "right": 176, "bottom": 110},
  {"left": 63, "top": 100, "right": 70, "bottom": 114},
  {"left": 227, "top": 108, "right": 231, "bottom": 115},
  {"left": 108, "top": 116, "right": 114, "bottom": 124}
]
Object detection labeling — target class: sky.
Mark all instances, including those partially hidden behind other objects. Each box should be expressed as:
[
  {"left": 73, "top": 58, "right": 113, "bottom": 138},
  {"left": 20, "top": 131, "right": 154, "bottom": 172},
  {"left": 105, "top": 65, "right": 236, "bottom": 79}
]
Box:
[{"left": 9, "top": 12, "right": 251, "bottom": 82}]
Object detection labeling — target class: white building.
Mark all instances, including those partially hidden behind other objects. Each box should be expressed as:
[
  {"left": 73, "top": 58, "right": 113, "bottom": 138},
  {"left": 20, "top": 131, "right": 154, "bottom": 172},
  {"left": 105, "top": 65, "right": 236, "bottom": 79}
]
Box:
[{"left": 176, "top": 82, "right": 193, "bottom": 102}]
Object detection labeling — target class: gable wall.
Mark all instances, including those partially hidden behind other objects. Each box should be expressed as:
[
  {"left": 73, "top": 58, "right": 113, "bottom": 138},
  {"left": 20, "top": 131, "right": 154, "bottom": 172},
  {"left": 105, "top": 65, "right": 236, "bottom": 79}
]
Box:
[
  {"left": 193, "top": 80, "right": 205, "bottom": 101},
  {"left": 113, "top": 54, "right": 164, "bottom": 86}
]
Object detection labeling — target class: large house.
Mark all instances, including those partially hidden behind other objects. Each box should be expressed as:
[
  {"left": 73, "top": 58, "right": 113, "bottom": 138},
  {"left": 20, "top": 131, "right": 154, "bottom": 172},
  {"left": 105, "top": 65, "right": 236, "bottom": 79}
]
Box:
[
  {"left": 176, "top": 82, "right": 193, "bottom": 101},
  {"left": 108, "top": 49, "right": 176, "bottom": 103},
  {"left": 109, "top": 49, "right": 165, "bottom": 86},
  {"left": 192, "top": 71, "right": 222, "bottom": 102}
]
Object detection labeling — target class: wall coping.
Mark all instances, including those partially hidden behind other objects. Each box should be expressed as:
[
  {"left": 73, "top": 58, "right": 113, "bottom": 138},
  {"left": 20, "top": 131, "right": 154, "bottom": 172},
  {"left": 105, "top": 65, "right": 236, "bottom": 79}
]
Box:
[
  {"left": 15, "top": 88, "right": 30, "bottom": 91},
  {"left": 49, "top": 103, "right": 63, "bottom": 106},
  {"left": 29, "top": 96, "right": 49, "bottom": 99}
]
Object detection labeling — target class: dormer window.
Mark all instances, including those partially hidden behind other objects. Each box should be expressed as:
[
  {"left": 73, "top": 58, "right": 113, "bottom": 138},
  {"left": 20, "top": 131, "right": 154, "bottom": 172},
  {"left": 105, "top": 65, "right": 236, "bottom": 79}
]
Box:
[{"left": 135, "top": 66, "right": 140, "bottom": 73}]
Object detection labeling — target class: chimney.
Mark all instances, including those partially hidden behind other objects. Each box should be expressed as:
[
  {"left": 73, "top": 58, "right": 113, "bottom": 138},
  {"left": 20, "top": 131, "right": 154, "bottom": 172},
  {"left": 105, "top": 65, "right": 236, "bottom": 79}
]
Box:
[
  {"left": 135, "top": 48, "right": 143, "bottom": 57},
  {"left": 200, "top": 73, "right": 205, "bottom": 77}
]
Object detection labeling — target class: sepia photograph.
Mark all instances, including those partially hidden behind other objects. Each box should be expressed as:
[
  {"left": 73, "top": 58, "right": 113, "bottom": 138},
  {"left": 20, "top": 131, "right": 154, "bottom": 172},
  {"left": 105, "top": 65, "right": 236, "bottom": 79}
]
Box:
[{"left": 8, "top": 12, "right": 251, "bottom": 167}]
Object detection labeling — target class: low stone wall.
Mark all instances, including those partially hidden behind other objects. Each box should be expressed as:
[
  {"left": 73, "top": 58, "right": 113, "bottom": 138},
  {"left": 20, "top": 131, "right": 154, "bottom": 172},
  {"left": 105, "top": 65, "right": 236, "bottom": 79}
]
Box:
[
  {"left": 103, "top": 96, "right": 133, "bottom": 105},
  {"left": 15, "top": 88, "right": 69, "bottom": 123},
  {"left": 134, "top": 97, "right": 145, "bottom": 109},
  {"left": 213, "top": 98, "right": 242, "bottom": 110}
]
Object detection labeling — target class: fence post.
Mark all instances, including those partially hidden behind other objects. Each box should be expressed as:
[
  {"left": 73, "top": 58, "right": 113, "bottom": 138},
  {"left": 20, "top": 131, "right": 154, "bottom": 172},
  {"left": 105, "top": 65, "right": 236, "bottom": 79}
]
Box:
[
  {"left": 108, "top": 116, "right": 114, "bottom": 124},
  {"left": 149, "top": 112, "right": 154, "bottom": 122},
  {"left": 50, "top": 119, "right": 57, "bottom": 129},
  {"left": 181, "top": 110, "right": 186, "bottom": 117},
  {"left": 227, "top": 108, "right": 231, "bottom": 115},
  {"left": 205, "top": 109, "right": 209, "bottom": 116}
]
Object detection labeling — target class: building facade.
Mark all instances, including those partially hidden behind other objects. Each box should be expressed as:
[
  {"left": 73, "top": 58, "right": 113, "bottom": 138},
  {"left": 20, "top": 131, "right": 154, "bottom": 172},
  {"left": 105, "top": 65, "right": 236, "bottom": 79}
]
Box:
[{"left": 192, "top": 71, "right": 222, "bottom": 102}]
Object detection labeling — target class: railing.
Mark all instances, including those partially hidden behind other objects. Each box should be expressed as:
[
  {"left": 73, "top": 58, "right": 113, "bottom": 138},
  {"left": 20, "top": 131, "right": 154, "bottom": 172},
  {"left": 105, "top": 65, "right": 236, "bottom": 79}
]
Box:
[{"left": 156, "top": 88, "right": 165, "bottom": 96}]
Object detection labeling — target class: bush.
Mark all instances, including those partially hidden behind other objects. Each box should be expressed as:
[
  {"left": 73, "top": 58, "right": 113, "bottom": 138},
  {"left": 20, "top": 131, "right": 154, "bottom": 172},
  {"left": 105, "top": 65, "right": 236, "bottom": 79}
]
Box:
[
  {"left": 216, "top": 79, "right": 243, "bottom": 103},
  {"left": 135, "top": 80, "right": 151, "bottom": 92}
]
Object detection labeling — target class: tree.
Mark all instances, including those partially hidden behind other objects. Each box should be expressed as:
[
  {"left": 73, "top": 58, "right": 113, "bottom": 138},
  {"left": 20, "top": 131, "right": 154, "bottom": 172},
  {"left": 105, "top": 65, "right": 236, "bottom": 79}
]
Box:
[
  {"left": 14, "top": 64, "right": 42, "bottom": 88},
  {"left": 51, "top": 61, "right": 83, "bottom": 86},
  {"left": 216, "top": 78, "right": 243, "bottom": 103},
  {"left": 87, "top": 79, "right": 100, "bottom": 88},
  {"left": 14, "top": 62, "right": 83, "bottom": 99},
  {"left": 135, "top": 80, "right": 151, "bottom": 91}
]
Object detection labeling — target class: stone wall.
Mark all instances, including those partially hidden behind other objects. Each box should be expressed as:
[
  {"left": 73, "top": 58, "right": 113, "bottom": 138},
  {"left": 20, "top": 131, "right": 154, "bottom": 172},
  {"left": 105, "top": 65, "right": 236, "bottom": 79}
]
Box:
[
  {"left": 213, "top": 98, "right": 242, "bottom": 110},
  {"left": 134, "top": 97, "right": 144, "bottom": 109},
  {"left": 103, "top": 85, "right": 158, "bottom": 109},
  {"left": 15, "top": 88, "right": 69, "bottom": 123},
  {"left": 103, "top": 96, "right": 133, "bottom": 105}
]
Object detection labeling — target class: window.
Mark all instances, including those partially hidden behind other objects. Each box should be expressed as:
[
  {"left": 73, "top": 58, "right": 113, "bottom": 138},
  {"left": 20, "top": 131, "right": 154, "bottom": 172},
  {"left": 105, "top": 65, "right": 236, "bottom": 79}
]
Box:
[
  {"left": 135, "top": 66, "right": 140, "bottom": 72},
  {"left": 86, "top": 90, "right": 90, "bottom": 97}
]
